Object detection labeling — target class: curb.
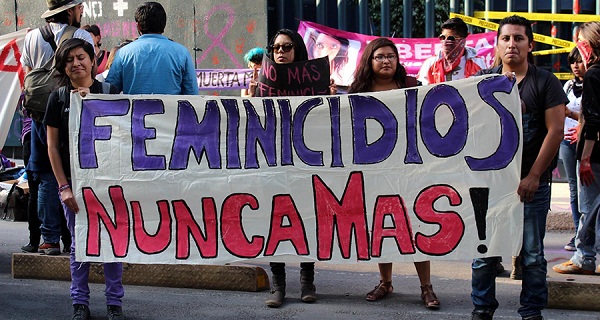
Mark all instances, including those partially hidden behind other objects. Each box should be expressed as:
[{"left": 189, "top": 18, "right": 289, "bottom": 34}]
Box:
[
  {"left": 12, "top": 253, "right": 270, "bottom": 292},
  {"left": 548, "top": 275, "right": 600, "bottom": 311},
  {"left": 547, "top": 211, "right": 575, "bottom": 232}
]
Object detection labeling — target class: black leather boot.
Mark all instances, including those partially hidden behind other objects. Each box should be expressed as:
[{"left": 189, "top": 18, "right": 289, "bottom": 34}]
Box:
[
  {"left": 266, "top": 263, "right": 286, "bottom": 308},
  {"left": 300, "top": 262, "right": 317, "bottom": 303}
]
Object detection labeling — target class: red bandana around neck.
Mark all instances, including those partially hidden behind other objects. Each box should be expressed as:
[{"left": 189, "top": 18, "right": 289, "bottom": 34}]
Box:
[
  {"left": 428, "top": 38, "right": 471, "bottom": 83},
  {"left": 577, "top": 40, "right": 593, "bottom": 68}
]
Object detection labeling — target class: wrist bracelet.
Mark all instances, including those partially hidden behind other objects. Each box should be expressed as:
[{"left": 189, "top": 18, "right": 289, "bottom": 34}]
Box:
[{"left": 58, "top": 184, "right": 71, "bottom": 192}]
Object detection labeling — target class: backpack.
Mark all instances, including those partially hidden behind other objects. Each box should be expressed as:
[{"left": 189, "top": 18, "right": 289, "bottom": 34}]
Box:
[
  {"left": 23, "top": 25, "right": 77, "bottom": 121},
  {"left": 56, "top": 82, "right": 112, "bottom": 115}
]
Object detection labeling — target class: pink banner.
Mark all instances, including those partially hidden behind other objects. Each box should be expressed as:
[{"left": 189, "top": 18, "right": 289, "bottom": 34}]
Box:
[{"left": 298, "top": 21, "right": 496, "bottom": 87}]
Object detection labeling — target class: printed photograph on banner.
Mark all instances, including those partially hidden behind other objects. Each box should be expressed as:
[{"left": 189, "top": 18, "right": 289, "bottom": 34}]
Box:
[
  {"left": 304, "top": 28, "right": 361, "bottom": 87},
  {"left": 297, "top": 21, "right": 496, "bottom": 79}
]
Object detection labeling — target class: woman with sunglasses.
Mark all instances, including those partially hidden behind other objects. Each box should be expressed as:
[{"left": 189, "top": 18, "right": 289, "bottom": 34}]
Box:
[
  {"left": 248, "top": 29, "right": 335, "bottom": 97},
  {"left": 263, "top": 28, "right": 335, "bottom": 308},
  {"left": 417, "top": 17, "right": 487, "bottom": 85},
  {"left": 348, "top": 38, "right": 440, "bottom": 310}
]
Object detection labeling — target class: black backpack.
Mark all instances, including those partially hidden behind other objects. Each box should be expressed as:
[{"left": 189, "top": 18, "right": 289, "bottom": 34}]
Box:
[{"left": 23, "top": 24, "right": 76, "bottom": 121}]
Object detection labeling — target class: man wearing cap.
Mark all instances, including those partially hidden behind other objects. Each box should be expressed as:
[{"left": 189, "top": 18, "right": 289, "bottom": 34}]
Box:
[
  {"left": 417, "top": 17, "right": 487, "bottom": 85},
  {"left": 21, "top": 2, "right": 124, "bottom": 320}
]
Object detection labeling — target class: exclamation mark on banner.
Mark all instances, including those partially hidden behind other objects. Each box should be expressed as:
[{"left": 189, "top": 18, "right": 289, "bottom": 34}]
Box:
[{"left": 470, "top": 187, "right": 490, "bottom": 254}]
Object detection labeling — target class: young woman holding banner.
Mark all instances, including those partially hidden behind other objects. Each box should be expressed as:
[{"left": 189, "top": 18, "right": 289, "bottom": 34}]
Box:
[
  {"left": 262, "top": 28, "right": 336, "bottom": 308},
  {"left": 44, "top": 38, "right": 124, "bottom": 320},
  {"left": 348, "top": 37, "right": 441, "bottom": 310}
]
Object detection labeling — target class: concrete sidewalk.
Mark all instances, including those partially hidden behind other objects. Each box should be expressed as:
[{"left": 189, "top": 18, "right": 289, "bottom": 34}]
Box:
[{"left": 548, "top": 182, "right": 577, "bottom": 231}]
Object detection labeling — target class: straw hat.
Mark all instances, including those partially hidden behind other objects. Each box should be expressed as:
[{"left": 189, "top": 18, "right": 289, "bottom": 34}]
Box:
[{"left": 41, "top": 0, "right": 83, "bottom": 19}]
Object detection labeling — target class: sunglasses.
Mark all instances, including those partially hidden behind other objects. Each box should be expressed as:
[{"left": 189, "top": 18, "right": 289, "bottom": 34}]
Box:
[
  {"left": 269, "top": 43, "right": 294, "bottom": 52},
  {"left": 438, "top": 35, "right": 462, "bottom": 42}
]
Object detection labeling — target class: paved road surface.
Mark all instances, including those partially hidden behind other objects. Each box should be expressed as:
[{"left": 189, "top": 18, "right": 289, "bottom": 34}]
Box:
[{"left": 1, "top": 218, "right": 599, "bottom": 319}]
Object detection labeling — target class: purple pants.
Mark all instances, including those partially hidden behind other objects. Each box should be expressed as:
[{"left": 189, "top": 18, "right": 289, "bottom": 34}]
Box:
[{"left": 63, "top": 201, "right": 124, "bottom": 306}]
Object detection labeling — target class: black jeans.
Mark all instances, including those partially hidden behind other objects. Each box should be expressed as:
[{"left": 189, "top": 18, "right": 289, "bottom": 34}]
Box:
[{"left": 23, "top": 132, "right": 41, "bottom": 246}]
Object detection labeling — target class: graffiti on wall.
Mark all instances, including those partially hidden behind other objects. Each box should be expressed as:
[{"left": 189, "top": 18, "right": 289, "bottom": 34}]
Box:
[{"left": 3, "top": 1, "right": 265, "bottom": 69}]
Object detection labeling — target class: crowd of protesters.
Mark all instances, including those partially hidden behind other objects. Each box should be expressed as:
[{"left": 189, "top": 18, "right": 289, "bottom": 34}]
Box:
[{"left": 11, "top": 0, "right": 600, "bottom": 319}]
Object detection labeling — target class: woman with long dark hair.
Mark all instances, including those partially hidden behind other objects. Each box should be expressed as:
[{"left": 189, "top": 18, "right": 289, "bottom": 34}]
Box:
[
  {"left": 349, "top": 37, "right": 440, "bottom": 310},
  {"left": 262, "top": 28, "right": 334, "bottom": 308},
  {"left": 44, "top": 38, "right": 124, "bottom": 320}
]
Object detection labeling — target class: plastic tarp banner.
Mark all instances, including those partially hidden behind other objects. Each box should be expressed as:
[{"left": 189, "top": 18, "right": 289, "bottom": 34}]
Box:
[
  {"left": 0, "top": 29, "right": 27, "bottom": 150},
  {"left": 70, "top": 74, "right": 523, "bottom": 264}
]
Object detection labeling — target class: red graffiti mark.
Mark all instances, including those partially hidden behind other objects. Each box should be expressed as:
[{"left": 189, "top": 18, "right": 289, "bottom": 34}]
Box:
[
  {"left": 3, "top": 18, "right": 11, "bottom": 26},
  {"left": 553, "top": 60, "right": 561, "bottom": 72},
  {"left": 17, "top": 16, "right": 24, "bottom": 27},
  {"left": 177, "top": 17, "right": 185, "bottom": 29},
  {"left": 211, "top": 91, "right": 219, "bottom": 96},
  {"left": 0, "top": 39, "right": 25, "bottom": 87},
  {"left": 246, "top": 20, "right": 256, "bottom": 33},
  {"left": 198, "top": 4, "right": 242, "bottom": 68},
  {"left": 97, "top": 21, "right": 137, "bottom": 39},
  {"left": 212, "top": 54, "right": 219, "bottom": 65},
  {"left": 235, "top": 37, "right": 246, "bottom": 54}
]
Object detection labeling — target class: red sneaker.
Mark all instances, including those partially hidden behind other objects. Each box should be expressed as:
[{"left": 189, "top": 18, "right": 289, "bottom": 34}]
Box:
[{"left": 38, "top": 242, "right": 60, "bottom": 255}]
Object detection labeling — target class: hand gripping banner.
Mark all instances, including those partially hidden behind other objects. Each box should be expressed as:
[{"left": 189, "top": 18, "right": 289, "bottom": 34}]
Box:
[{"left": 69, "top": 74, "right": 523, "bottom": 265}]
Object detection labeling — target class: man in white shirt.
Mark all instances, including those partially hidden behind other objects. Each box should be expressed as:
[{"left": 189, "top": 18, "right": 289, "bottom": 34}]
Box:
[{"left": 417, "top": 17, "right": 487, "bottom": 85}]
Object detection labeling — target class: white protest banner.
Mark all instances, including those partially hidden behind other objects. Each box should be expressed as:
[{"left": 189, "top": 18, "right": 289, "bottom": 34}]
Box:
[
  {"left": 196, "top": 68, "right": 254, "bottom": 91},
  {"left": 70, "top": 74, "right": 523, "bottom": 264},
  {"left": 0, "top": 29, "right": 27, "bottom": 150}
]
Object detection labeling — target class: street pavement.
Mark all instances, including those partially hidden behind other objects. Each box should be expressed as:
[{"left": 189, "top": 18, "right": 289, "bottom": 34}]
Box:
[{"left": 0, "top": 182, "right": 598, "bottom": 320}]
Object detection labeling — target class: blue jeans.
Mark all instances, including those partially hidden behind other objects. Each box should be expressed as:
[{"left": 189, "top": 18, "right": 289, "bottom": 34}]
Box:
[
  {"left": 571, "top": 161, "right": 600, "bottom": 270},
  {"left": 472, "top": 182, "right": 550, "bottom": 318},
  {"left": 38, "top": 171, "right": 63, "bottom": 243},
  {"left": 560, "top": 140, "right": 580, "bottom": 233}
]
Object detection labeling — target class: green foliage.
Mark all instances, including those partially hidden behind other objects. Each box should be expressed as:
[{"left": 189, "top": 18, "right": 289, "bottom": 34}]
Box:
[{"left": 350, "top": 0, "right": 486, "bottom": 38}]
